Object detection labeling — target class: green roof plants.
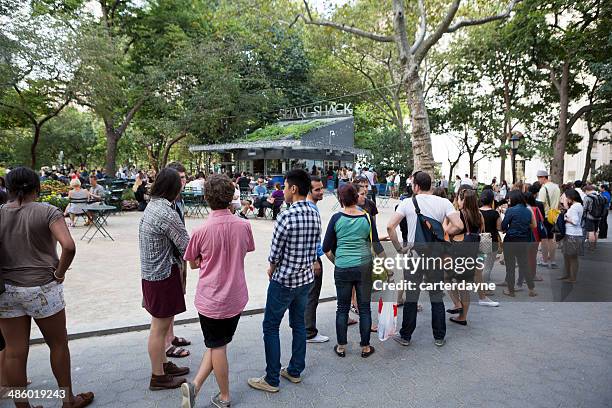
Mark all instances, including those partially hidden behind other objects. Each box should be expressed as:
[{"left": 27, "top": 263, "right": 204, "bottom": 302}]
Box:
[{"left": 242, "top": 120, "right": 326, "bottom": 142}]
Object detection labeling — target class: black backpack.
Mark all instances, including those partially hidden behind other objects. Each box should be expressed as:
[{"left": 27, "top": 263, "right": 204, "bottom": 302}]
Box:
[
  {"left": 586, "top": 193, "right": 606, "bottom": 220},
  {"left": 412, "top": 196, "right": 449, "bottom": 256},
  {"left": 555, "top": 209, "right": 566, "bottom": 242}
]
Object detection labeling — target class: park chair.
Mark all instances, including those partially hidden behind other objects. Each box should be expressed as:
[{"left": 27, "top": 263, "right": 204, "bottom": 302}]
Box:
[
  {"left": 66, "top": 196, "right": 89, "bottom": 225},
  {"left": 377, "top": 183, "right": 391, "bottom": 208},
  {"left": 104, "top": 189, "right": 123, "bottom": 215},
  {"left": 183, "top": 192, "right": 204, "bottom": 217},
  {"left": 265, "top": 198, "right": 285, "bottom": 220}
]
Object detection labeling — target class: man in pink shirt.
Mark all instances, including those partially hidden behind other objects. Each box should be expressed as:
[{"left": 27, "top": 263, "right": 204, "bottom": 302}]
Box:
[{"left": 181, "top": 174, "right": 255, "bottom": 408}]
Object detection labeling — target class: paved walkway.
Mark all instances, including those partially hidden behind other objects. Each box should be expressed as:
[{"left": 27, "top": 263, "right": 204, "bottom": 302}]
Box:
[{"left": 21, "top": 301, "right": 612, "bottom": 408}]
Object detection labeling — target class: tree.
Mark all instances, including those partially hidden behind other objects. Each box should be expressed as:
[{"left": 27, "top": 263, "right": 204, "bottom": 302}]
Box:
[
  {"left": 0, "top": 10, "right": 75, "bottom": 168},
  {"left": 355, "top": 126, "right": 413, "bottom": 175},
  {"left": 437, "top": 89, "right": 499, "bottom": 177},
  {"left": 512, "top": 0, "right": 608, "bottom": 183},
  {"left": 294, "top": 0, "right": 520, "bottom": 175},
  {"left": 447, "top": 21, "right": 550, "bottom": 181},
  {"left": 136, "top": 39, "right": 272, "bottom": 171},
  {"left": 36, "top": 0, "right": 164, "bottom": 175}
]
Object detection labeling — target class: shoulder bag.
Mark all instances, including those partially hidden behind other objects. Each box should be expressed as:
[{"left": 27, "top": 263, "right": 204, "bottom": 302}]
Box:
[{"left": 544, "top": 186, "right": 561, "bottom": 225}]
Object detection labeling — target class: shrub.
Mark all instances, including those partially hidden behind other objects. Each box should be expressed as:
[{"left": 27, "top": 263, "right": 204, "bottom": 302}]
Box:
[{"left": 38, "top": 194, "right": 69, "bottom": 211}]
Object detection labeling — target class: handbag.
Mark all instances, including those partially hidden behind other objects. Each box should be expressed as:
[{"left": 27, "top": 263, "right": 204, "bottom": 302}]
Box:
[
  {"left": 534, "top": 207, "right": 547, "bottom": 241},
  {"left": 544, "top": 186, "right": 561, "bottom": 225},
  {"left": 266, "top": 196, "right": 275, "bottom": 205},
  {"left": 479, "top": 232, "right": 493, "bottom": 254}
]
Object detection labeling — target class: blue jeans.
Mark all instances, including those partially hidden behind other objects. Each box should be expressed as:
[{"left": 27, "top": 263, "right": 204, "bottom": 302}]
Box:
[
  {"left": 334, "top": 264, "right": 372, "bottom": 347},
  {"left": 263, "top": 279, "right": 313, "bottom": 387}
]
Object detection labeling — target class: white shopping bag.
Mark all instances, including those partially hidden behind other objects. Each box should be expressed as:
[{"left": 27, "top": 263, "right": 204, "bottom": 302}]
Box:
[{"left": 377, "top": 299, "right": 397, "bottom": 341}]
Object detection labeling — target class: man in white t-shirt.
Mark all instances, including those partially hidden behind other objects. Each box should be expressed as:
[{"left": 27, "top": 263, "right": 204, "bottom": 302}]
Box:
[
  {"left": 386, "top": 171, "right": 463, "bottom": 348},
  {"left": 362, "top": 167, "right": 377, "bottom": 199}
]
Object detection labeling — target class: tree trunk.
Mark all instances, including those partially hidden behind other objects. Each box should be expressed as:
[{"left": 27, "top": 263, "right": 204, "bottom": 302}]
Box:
[
  {"left": 499, "top": 147, "right": 507, "bottom": 182},
  {"left": 30, "top": 124, "right": 42, "bottom": 169},
  {"left": 448, "top": 163, "right": 457, "bottom": 182},
  {"left": 161, "top": 130, "right": 189, "bottom": 170},
  {"left": 404, "top": 64, "right": 434, "bottom": 175},
  {"left": 550, "top": 63, "right": 570, "bottom": 184},
  {"left": 581, "top": 118, "right": 596, "bottom": 182},
  {"left": 551, "top": 93, "right": 568, "bottom": 184},
  {"left": 469, "top": 153, "right": 475, "bottom": 178},
  {"left": 104, "top": 129, "right": 119, "bottom": 176}
]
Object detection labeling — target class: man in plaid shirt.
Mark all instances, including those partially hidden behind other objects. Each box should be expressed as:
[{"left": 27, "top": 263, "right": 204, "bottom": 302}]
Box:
[{"left": 248, "top": 169, "right": 321, "bottom": 393}]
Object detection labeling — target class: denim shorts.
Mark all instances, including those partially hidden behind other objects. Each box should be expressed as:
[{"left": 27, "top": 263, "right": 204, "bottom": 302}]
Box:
[{"left": 0, "top": 281, "right": 65, "bottom": 319}]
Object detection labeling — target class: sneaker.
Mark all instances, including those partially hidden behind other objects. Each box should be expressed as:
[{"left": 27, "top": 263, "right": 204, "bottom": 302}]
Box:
[
  {"left": 537, "top": 260, "right": 547, "bottom": 266},
  {"left": 211, "top": 392, "right": 231, "bottom": 408},
  {"left": 478, "top": 298, "right": 499, "bottom": 307},
  {"left": 280, "top": 367, "right": 302, "bottom": 384},
  {"left": 434, "top": 338, "right": 446, "bottom": 347},
  {"left": 180, "top": 382, "right": 196, "bottom": 408},
  {"left": 392, "top": 334, "right": 411, "bottom": 346},
  {"left": 306, "top": 334, "right": 329, "bottom": 343},
  {"left": 247, "top": 376, "right": 279, "bottom": 393}
]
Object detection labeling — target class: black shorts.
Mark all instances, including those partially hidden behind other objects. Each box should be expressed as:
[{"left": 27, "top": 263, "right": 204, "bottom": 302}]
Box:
[
  {"left": 584, "top": 218, "right": 599, "bottom": 232},
  {"left": 199, "top": 313, "right": 241, "bottom": 348}
]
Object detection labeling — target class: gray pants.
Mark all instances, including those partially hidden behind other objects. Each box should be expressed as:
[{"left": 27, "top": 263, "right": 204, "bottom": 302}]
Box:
[{"left": 305, "top": 258, "right": 323, "bottom": 339}]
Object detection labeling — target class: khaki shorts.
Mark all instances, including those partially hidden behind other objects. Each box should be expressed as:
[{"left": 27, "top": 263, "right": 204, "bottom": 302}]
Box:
[{"left": 0, "top": 281, "right": 65, "bottom": 319}]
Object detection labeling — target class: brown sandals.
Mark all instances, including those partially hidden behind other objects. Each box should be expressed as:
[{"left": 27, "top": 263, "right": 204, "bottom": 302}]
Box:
[{"left": 61, "top": 392, "right": 95, "bottom": 408}]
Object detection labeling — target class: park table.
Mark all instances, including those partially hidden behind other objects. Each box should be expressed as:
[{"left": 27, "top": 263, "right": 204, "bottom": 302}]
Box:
[{"left": 81, "top": 204, "right": 117, "bottom": 243}]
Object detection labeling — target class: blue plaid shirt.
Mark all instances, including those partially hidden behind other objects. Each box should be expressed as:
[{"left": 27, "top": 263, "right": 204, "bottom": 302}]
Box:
[{"left": 268, "top": 200, "right": 321, "bottom": 288}]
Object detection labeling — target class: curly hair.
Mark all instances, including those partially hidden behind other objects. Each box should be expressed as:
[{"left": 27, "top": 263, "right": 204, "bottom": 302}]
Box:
[{"left": 205, "top": 174, "right": 235, "bottom": 210}]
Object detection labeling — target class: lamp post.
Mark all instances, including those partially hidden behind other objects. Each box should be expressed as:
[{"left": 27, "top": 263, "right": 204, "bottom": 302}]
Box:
[{"left": 510, "top": 132, "right": 521, "bottom": 184}]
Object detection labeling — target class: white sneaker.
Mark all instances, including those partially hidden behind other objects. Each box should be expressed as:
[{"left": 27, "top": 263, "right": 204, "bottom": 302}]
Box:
[
  {"left": 306, "top": 334, "right": 329, "bottom": 343},
  {"left": 478, "top": 298, "right": 499, "bottom": 307}
]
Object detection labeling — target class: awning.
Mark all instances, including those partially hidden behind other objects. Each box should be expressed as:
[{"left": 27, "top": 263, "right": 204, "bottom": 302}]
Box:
[{"left": 189, "top": 139, "right": 371, "bottom": 156}]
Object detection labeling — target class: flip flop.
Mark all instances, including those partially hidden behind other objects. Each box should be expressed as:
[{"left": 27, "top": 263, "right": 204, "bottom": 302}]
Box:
[
  {"left": 166, "top": 346, "right": 190, "bottom": 358},
  {"left": 171, "top": 336, "right": 191, "bottom": 347},
  {"left": 62, "top": 392, "right": 94, "bottom": 408}
]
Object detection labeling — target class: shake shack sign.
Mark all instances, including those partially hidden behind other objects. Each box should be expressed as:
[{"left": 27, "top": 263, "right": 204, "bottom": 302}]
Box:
[{"left": 279, "top": 103, "right": 353, "bottom": 120}]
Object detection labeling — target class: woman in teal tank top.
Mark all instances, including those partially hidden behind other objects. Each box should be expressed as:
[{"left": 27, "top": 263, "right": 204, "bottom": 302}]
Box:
[{"left": 323, "top": 184, "right": 384, "bottom": 358}]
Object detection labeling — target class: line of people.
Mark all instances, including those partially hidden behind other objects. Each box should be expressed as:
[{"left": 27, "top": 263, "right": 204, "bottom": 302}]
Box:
[{"left": 0, "top": 163, "right": 608, "bottom": 408}]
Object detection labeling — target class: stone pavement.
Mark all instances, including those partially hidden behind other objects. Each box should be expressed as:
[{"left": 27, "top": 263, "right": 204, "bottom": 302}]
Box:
[{"left": 18, "top": 301, "right": 612, "bottom": 408}]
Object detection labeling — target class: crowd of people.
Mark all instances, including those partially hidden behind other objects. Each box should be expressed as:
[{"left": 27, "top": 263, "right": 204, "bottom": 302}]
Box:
[{"left": 0, "top": 161, "right": 609, "bottom": 408}]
